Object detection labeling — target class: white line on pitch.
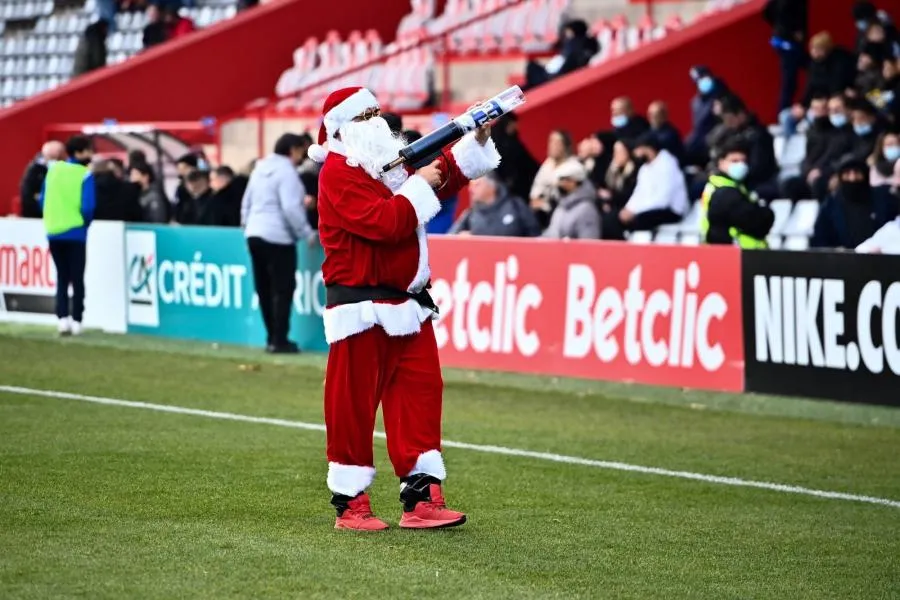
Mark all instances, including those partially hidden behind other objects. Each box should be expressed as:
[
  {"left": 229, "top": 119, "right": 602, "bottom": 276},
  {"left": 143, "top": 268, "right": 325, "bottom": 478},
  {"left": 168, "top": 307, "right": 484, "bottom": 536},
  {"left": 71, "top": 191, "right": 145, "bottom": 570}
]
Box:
[{"left": 2, "top": 384, "right": 898, "bottom": 510}]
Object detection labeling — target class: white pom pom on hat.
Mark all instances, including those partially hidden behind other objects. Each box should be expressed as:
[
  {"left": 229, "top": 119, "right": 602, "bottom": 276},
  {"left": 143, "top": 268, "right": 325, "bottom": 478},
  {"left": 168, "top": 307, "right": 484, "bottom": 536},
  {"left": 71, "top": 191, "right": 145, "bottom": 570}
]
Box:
[{"left": 306, "top": 86, "right": 379, "bottom": 163}]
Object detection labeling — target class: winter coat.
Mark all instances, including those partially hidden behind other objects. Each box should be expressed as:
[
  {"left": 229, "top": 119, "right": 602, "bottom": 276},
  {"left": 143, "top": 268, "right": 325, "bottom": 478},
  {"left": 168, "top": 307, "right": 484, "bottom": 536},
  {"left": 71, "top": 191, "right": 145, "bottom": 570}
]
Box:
[
  {"left": 72, "top": 22, "right": 107, "bottom": 76},
  {"left": 241, "top": 153, "right": 315, "bottom": 245},
  {"left": 544, "top": 180, "right": 601, "bottom": 240},
  {"left": 139, "top": 187, "right": 170, "bottom": 223},
  {"left": 449, "top": 189, "right": 540, "bottom": 237},
  {"left": 19, "top": 158, "right": 47, "bottom": 218}
]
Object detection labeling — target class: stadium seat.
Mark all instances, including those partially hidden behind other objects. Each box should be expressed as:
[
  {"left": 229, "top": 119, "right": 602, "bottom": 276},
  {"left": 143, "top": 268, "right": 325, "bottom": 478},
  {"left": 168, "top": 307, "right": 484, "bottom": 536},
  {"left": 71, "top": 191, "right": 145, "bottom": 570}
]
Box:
[
  {"left": 676, "top": 201, "right": 703, "bottom": 235},
  {"left": 654, "top": 229, "right": 678, "bottom": 245},
  {"left": 628, "top": 230, "right": 653, "bottom": 244},
  {"left": 680, "top": 233, "right": 701, "bottom": 246},
  {"left": 767, "top": 198, "right": 793, "bottom": 236},
  {"left": 782, "top": 199, "right": 819, "bottom": 237},
  {"left": 766, "top": 234, "right": 783, "bottom": 249},
  {"left": 783, "top": 235, "right": 810, "bottom": 250}
]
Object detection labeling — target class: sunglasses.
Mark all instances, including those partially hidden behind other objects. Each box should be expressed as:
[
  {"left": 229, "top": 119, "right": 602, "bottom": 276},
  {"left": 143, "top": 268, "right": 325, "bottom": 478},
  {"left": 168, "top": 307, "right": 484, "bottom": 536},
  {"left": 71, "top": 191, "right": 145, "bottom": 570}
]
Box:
[{"left": 352, "top": 108, "right": 381, "bottom": 122}]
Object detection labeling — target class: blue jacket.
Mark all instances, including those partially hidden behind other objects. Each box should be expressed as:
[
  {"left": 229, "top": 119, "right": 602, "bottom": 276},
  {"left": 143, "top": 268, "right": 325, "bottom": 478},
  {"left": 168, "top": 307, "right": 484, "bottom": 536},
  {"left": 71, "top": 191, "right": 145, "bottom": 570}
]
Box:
[{"left": 39, "top": 159, "right": 96, "bottom": 243}]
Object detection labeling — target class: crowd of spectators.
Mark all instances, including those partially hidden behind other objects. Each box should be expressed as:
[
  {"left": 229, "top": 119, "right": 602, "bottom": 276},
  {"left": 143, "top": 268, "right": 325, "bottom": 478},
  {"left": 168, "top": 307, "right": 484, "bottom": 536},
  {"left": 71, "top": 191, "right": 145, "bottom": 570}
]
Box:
[
  {"left": 73, "top": 0, "right": 260, "bottom": 77},
  {"left": 451, "top": 1, "right": 900, "bottom": 253}
]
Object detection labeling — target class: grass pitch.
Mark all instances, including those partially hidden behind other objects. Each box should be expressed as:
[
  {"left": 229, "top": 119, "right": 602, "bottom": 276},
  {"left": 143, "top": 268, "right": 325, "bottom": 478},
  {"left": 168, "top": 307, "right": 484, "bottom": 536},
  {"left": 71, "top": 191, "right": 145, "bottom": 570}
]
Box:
[{"left": 0, "top": 324, "right": 898, "bottom": 599}]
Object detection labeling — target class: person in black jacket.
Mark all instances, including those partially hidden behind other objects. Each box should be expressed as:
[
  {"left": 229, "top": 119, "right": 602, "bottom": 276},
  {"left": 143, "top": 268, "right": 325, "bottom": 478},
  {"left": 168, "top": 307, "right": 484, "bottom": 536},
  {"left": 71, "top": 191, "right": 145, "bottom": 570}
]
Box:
[
  {"left": 72, "top": 19, "right": 108, "bottom": 76},
  {"left": 449, "top": 172, "right": 541, "bottom": 237},
  {"left": 703, "top": 139, "right": 775, "bottom": 245},
  {"left": 490, "top": 113, "right": 540, "bottom": 201},
  {"left": 185, "top": 169, "right": 220, "bottom": 226},
  {"left": 811, "top": 156, "right": 897, "bottom": 248},
  {"left": 685, "top": 66, "right": 729, "bottom": 167},
  {"left": 173, "top": 153, "right": 199, "bottom": 224},
  {"left": 524, "top": 19, "right": 599, "bottom": 89},
  {"left": 19, "top": 141, "right": 65, "bottom": 218},
  {"left": 647, "top": 101, "right": 685, "bottom": 164},
  {"left": 849, "top": 98, "right": 884, "bottom": 161},
  {"left": 93, "top": 159, "right": 142, "bottom": 222},
  {"left": 718, "top": 95, "right": 779, "bottom": 196},
  {"left": 129, "top": 162, "right": 170, "bottom": 223},
  {"left": 210, "top": 166, "right": 246, "bottom": 227},
  {"left": 764, "top": 0, "right": 808, "bottom": 111},
  {"left": 609, "top": 96, "right": 650, "bottom": 143},
  {"left": 142, "top": 4, "right": 168, "bottom": 50},
  {"left": 782, "top": 94, "right": 833, "bottom": 200}
]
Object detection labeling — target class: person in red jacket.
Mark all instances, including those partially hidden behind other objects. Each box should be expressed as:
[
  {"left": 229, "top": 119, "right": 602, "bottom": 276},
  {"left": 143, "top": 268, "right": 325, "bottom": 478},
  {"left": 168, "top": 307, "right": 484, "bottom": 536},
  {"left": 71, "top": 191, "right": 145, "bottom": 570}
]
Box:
[
  {"left": 163, "top": 5, "right": 195, "bottom": 39},
  {"left": 307, "top": 87, "right": 500, "bottom": 531}
]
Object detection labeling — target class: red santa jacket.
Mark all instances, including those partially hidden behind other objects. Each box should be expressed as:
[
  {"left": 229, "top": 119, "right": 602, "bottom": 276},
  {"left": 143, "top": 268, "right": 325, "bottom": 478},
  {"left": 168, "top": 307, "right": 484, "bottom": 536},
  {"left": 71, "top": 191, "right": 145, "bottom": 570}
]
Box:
[{"left": 318, "top": 133, "right": 501, "bottom": 343}]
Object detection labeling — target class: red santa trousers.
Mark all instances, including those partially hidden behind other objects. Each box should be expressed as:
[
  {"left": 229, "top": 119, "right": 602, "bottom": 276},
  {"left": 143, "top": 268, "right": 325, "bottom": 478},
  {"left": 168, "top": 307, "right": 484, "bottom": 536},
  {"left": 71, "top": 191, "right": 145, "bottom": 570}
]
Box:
[{"left": 324, "top": 320, "right": 444, "bottom": 496}]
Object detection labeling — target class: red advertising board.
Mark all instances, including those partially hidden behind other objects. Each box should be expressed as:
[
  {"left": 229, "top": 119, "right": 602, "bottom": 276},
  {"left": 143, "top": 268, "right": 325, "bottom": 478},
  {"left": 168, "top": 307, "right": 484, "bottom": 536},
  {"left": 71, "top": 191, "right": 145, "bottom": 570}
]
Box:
[{"left": 428, "top": 237, "right": 745, "bottom": 392}]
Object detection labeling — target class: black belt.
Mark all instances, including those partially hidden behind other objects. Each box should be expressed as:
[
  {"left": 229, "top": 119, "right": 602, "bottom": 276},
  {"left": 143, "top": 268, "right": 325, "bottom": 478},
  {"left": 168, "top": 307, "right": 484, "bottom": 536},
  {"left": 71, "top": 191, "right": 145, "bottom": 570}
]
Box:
[{"left": 325, "top": 284, "right": 439, "bottom": 314}]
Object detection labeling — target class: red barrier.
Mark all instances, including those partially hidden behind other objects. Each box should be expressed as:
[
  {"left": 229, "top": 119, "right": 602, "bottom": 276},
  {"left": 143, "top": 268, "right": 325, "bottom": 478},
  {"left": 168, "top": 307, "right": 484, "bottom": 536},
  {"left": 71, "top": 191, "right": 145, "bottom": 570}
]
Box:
[{"left": 429, "top": 237, "right": 744, "bottom": 392}]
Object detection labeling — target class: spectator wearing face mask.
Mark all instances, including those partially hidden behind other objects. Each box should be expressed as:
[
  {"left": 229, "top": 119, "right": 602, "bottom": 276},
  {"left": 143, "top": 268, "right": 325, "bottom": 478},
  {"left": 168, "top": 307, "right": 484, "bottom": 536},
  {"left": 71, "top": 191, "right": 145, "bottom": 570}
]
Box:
[
  {"left": 449, "top": 172, "right": 541, "bottom": 237},
  {"left": 872, "top": 58, "right": 899, "bottom": 124},
  {"left": 609, "top": 96, "right": 650, "bottom": 144},
  {"left": 616, "top": 133, "right": 688, "bottom": 233},
  {"left": 870, "top": 130, "right": 900, "bottom": 190},
  {"left": 700, "top": 139, "right": 774, "bottom": 247},
  {"left": 685, "top": 66, "right": 729, "bottom": 167},
  {"left": 780, "top": 32, "right": 856, "bottom": 137},
  {"left": 543, "top": 161, "right": 601, "bottom": 240},
  {"left": 812, "top": 156, "right": 897, "bottom": 249},
  {"left": 804, "top": 93, "right": 857, "bottom": 198},
  {"left": 853, "top": 2, "right": 898, "bottom": 55},
  {"left": 849, "top": 98, "right": 884, "bottom": 162},
  {"left": 781, "top": 94, "right": 834, "bottom": 200}
]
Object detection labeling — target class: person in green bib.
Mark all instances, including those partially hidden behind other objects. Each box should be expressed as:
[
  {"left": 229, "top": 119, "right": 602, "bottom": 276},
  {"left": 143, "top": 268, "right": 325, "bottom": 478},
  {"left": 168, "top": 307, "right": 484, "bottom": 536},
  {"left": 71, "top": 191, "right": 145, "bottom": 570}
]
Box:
[
  {"left": 39, "top": 135, "right": 96, "bottom": 336},
  {"left": 700, "top": 139, "right": 775, "bottom": 247}
]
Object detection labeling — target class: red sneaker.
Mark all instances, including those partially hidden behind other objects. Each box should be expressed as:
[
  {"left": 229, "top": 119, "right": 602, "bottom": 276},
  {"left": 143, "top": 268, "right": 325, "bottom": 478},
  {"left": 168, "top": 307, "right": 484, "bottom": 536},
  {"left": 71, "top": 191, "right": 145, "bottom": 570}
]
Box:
[
  {"left": 400, "top": 483, "right": 467, "bottom": 529},
  {"left": 334, "top": 493, "right": 389, "bottom": 531}
]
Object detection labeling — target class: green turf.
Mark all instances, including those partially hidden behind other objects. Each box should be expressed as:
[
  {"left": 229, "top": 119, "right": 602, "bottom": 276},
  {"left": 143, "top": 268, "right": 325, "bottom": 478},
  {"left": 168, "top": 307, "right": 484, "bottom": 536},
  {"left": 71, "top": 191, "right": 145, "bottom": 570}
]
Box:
[{"left": 0, "top": 327, "right": 898, "bottom": 599}]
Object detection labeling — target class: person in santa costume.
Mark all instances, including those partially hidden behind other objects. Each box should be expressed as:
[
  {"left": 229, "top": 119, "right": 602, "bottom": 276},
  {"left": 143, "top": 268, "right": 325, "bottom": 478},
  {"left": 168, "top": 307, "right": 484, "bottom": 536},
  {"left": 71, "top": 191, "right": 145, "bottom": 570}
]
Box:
[{"left": 307, "top": 86, "right": 501, "bottom": 530}]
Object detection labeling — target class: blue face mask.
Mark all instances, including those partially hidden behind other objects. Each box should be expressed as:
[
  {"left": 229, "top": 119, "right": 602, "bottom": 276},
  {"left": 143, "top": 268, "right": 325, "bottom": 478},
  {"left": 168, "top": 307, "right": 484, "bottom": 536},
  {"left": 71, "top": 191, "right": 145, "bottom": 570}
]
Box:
[
  {"left": 807, "top": 109, "right": 818, "bottom": 123},
  {"left": 611, "top": 115, "right": 629, "bottom": 129},
  {"left": 829, "top": 113, "right": 848, "bottom": 128},
  {"left": 726, "top": 161, "right": 749, "bottom": 182},
  {"left": 854, "top": 123, "right": 873, "bottom": 136},
  {"left": 697, "top": 77, "right": 714, "bottom": 95},
  {"left": 856, "top": 19, "right": 868, "bottom": 31},
  {"left": 885, "top": 146, "right": 900, "bottom": 162}
]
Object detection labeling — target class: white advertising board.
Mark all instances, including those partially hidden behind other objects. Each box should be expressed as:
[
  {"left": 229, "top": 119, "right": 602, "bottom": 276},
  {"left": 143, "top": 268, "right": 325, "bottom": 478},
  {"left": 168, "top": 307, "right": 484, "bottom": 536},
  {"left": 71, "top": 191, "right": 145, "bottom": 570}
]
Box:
[{"left": 0, "top": 218, "right": 126, "bottom": 333}]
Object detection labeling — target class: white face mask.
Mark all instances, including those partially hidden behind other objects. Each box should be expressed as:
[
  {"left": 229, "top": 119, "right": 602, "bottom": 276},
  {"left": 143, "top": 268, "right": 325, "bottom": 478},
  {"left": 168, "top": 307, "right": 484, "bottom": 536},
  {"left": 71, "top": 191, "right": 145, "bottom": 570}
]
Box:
[{"left": 339, "top": 117, "right": 407, "bottom": 189}]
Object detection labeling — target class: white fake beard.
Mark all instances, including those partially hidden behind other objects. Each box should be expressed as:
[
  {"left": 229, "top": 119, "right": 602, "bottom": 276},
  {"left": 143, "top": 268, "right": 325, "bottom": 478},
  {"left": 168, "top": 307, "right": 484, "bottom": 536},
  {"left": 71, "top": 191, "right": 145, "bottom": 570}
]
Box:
[{"left": 339, "top": 117, "right": 408, "bottom": 191}]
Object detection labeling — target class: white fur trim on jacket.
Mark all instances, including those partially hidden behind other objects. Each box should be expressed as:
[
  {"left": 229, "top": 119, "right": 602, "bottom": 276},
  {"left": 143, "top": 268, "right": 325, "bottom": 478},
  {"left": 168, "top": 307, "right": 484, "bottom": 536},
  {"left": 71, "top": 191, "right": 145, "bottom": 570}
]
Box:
[
  {"left": 397, "top": 174, "right": 441, "bottom": 225},
  {"left": 407, "top": 225, "right": 430, "bottom": 293},
  {"left": 327, "top": 462, "right": 376, "bottom": 497},
  {"left": 323, "top": 299, "right": 435, "bottom": 344},
  {"left": 408, "top": 450, "right": 447, "bottom": 480},
  {"left": 450, "top": 133, "right": 502, "bottom": 180}
]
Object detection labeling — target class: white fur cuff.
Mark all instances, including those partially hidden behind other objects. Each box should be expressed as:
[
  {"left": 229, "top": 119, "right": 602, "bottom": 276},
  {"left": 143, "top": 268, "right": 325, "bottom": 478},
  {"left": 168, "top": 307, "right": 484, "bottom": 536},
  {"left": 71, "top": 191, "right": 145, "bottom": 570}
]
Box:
[
  {"left": 408, "top": 449, "right": 447, "bottom": 480},
  {"left": 397, "top": 174, "right": 441, "bottom": 225},
  {"left": 451, "top": 133, "right": 502, "bottom": 180},
  {"left": 327, "top": 462, "right": 376, "bottom": 497}
]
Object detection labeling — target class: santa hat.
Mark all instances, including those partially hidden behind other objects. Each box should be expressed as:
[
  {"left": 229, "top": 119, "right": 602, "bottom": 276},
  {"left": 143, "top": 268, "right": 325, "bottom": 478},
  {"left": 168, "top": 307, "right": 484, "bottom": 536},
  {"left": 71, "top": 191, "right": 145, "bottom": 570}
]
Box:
[{"left": 306, "top": 86, "right": 379, "bottom": 163}]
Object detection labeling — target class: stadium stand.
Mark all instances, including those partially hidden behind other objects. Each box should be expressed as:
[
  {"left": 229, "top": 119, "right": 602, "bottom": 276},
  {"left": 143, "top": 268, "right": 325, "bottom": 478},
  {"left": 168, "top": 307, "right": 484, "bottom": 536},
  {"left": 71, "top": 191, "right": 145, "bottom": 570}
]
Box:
[{"left": 0, "top": 0, "right": 237, "bottom": 108}]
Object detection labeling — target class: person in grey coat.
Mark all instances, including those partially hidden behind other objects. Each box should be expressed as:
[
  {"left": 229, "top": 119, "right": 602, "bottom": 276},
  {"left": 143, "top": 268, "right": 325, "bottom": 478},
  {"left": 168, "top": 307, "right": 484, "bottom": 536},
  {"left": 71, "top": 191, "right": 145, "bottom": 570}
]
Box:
[
  {"left": 543, "top": 161, "right": 602, "bottom": 240},
  {"left": 449, "top": 171, "right": 541, "bottom": 237},
  {"left": 241, "top": 133, "right": 316, "bottom": 354}
]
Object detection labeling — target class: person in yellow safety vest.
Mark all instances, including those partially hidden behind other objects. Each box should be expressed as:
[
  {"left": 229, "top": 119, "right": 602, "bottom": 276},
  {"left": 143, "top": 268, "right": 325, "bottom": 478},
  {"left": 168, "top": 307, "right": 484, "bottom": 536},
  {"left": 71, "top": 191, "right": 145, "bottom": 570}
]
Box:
[
  {"left": 39, "top": 135, "right": 96, "bottom": 336},
  {"left": 700, "top": 138, "right": 774, "bottom": 247}
]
